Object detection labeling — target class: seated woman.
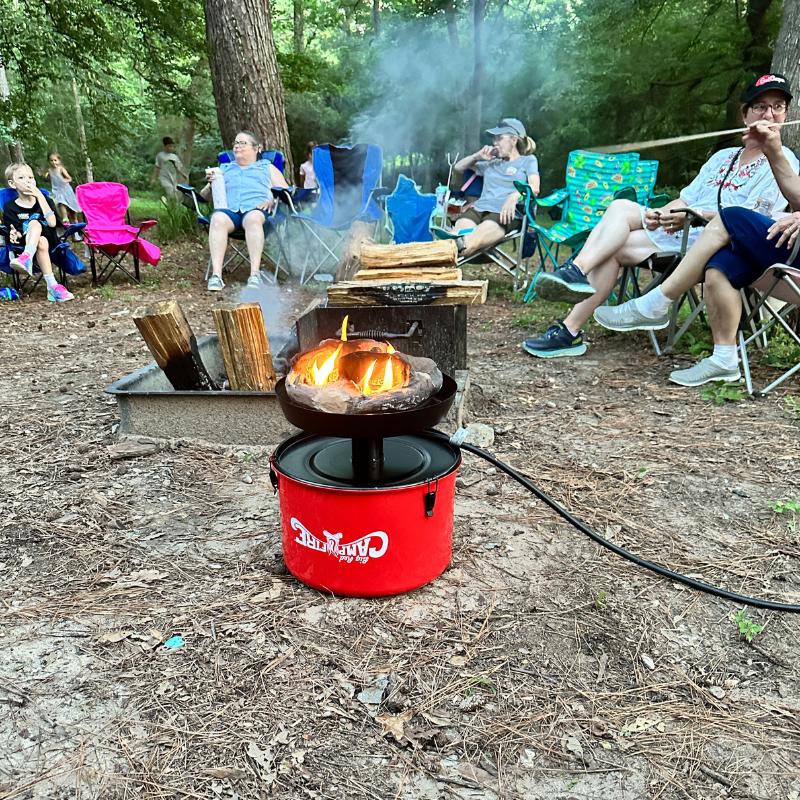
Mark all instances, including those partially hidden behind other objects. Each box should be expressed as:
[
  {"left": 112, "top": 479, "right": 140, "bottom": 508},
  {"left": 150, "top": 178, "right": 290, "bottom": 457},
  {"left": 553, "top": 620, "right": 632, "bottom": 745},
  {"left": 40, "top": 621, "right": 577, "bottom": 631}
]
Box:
[
  {"left": 523, "top": 74, "right": 798, "bottom": 358},
  {"left": 594, "top": 115, "right": 800, "bottom": 387},
  {"left": 201, "top": 130, "right": 289, "bottom": 292},
  {"left": 452, "top": 118, "right": 539, "bottom": 258}
]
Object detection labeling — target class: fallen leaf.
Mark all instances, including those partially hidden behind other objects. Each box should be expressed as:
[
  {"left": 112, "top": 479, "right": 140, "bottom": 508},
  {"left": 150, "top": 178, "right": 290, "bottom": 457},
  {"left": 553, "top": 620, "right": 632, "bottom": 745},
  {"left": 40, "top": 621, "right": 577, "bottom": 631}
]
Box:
[
  {"left": 376, "top": 709, "right": 413, "bottom": 741},
  {"left": 98, "top": 630, "right": 133, "bottom": 643},
  {"left": 641, "top": 653, "right": 655, "bottom": 670}
]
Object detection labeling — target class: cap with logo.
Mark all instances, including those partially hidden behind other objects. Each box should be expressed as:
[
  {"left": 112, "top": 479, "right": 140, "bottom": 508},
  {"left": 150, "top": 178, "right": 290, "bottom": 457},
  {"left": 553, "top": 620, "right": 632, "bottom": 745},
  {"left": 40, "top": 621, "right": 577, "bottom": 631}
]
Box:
[
  {"left": 485, "top": 118, "right": 526, "bottom": 138},
  {"left": 742, "top": 73, "right": 793, "bottom": 104}
]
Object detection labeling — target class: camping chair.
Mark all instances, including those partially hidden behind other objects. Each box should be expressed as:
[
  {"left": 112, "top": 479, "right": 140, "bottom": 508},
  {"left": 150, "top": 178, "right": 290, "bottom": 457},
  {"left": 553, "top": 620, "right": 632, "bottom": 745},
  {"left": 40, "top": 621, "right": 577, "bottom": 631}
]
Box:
[
  {"left": 285, "top": 143, "right": 384, "bottom": 283},
  {"left": 384, "top": 174, "right": 436, "bottom": 243},
  {"left": 0, "top": 187, "right": 87, "bottom": 294},
  {"left": 176, "top": 150, "right": 290, "bottom": 282},
  {"left": 75, "top": 182, "right": 160, "bottom": 285},
  {"left": 738, "top": 251, "right": 800, "bottom": 395},
  {"left": 528, "top": 150, "right": 646, "bottom": 275}
]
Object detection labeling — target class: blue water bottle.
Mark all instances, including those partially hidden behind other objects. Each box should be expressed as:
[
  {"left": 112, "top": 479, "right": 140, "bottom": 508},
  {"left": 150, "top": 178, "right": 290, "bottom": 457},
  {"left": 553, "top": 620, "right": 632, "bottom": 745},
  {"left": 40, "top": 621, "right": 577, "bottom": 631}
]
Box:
[{"left": 0, "top": 287, "right": 19, "bottom": 301}]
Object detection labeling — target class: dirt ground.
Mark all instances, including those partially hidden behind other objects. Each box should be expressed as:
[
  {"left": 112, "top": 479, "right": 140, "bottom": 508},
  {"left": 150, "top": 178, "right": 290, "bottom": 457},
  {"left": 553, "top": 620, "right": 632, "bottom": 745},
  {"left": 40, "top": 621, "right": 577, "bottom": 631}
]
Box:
[{"left": 1, "top": 243, "right": 799, "bottom": 800}]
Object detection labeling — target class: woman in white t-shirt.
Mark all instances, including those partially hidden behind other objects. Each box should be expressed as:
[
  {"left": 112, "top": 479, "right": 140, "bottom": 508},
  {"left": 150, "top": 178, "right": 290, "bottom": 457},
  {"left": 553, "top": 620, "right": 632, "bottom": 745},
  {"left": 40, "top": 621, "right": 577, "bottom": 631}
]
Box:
[{"left": 453, "top": 118, "right": 539, "bottom": 258}]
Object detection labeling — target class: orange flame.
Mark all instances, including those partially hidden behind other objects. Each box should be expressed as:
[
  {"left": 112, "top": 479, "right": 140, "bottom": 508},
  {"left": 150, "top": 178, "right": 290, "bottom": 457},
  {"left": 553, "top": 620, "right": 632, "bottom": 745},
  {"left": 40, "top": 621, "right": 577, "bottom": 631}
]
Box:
[
  {"left": 311, "top": 344, "right": 342, "bottom": 385},
  {"left": 340, "top": 315, "right": 349, "bottom": 342}
]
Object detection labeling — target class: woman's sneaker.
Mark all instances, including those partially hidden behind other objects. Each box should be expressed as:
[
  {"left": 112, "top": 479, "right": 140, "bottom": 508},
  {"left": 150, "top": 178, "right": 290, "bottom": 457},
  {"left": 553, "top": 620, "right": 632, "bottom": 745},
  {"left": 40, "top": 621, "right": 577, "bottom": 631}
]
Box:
[
  {"left": 535, "top": 258, "right": 595, "bottom": 303},
  {"left": 48, "top": 283, "right": 74, "bottom": 303},
  {"left": 522, "top": 322, "right": 587, "bottom": 358},
  {"left": 10, "top": 251, "right": 34, "bottom": 277},
  {"left": 207, "top": 275, "right": 225, "bottom": 292}
]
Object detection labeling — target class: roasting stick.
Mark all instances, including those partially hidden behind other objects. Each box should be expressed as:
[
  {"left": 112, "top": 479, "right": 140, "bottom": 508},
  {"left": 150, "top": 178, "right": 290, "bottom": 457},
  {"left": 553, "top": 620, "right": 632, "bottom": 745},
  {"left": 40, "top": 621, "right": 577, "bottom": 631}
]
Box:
[{"left": 591, "top": 118, "right": 800, "bottom": 154}]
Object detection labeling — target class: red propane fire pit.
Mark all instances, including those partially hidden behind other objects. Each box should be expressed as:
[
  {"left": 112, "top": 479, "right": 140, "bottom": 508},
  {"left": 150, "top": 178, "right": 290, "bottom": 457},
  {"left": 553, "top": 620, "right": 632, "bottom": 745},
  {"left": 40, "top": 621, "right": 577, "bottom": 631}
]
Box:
[{"left": 270, "top": 339, "right": 461, "bottom": 597}]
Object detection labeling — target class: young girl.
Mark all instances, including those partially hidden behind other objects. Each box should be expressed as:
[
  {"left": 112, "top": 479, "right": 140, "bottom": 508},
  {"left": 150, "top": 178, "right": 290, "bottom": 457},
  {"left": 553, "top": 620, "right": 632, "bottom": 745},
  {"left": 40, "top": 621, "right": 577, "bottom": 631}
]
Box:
[
  {"left": 44, "top": 152, "right": 82, "bottom": 228},
  {"left": 299, "top": 142, "right": 318, "bottom": 191}
]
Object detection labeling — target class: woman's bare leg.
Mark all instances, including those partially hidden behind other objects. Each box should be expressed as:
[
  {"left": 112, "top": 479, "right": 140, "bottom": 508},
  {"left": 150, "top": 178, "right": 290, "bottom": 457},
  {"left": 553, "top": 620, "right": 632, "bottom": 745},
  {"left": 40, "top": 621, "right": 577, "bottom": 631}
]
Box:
[
  {"left": 571, "top": 199, "right": 646, "bottom": 274},
  {"left": 208, "top": 213, "right": 235, "bottom": 278}
]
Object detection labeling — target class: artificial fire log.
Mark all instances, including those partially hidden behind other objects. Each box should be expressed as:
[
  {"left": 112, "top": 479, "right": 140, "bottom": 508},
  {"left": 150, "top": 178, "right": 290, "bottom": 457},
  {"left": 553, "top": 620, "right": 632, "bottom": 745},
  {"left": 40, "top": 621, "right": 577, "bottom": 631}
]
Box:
[
  {"left": 212, "top": 303, "right": 276, "bottom": 391},
  {"left": 133, "top": 300, "right": 217, "bottom": 391},
  {"left": 327, "top": 279, "right": 488, "bottom": 307},
  {"left": 352, "top": 267, "right": 462, "bottom": 282},
  {"left": 360, "top": 240, "right": 458, "bottom": 270}
]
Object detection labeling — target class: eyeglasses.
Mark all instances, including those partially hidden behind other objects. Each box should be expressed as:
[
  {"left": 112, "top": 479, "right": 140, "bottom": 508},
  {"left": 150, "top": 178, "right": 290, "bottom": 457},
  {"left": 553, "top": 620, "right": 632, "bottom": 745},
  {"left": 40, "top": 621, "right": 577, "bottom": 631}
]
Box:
[
  {"left": 750, "top": 101, "right": 788, "bottom": 115},
  {"left": 233, "top": 139, "right": 256, "bottom": 147}
]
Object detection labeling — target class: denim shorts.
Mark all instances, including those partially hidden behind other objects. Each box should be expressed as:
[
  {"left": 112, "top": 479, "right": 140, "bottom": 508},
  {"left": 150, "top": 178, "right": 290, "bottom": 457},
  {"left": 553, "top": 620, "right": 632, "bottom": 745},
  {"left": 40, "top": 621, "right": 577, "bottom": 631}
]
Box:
[
  {"left": 211, "top": 208, "right": 270, "bottom": 230},
  {"left": 707, "top": 206, "right": 796, "bottom": 289}
]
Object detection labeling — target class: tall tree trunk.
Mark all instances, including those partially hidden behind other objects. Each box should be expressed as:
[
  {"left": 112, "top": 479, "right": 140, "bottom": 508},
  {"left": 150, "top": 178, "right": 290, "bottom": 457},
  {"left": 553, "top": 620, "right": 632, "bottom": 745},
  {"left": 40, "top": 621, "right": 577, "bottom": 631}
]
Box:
[
  {"left": 71, "top": 78, "right": 93, "bottom": 181},
  {"left": 293, "top": 0, "right": 305, "bottom": 53},
  {"left": 372, "top": 0, "right": 381, "bottom": 35},
  {"left": 204, "top": 0, "right": 293, "bottom": 175},
  {"left": 465, "top": 0, "right": 486, "bottom": 152},
  {"left": 182, "top": 117, "right": 196, "bottom": 173},
  {"left": 0, "top": 57, "right": 24, "bottom": 163},
  {"left": 771, "top": 0, "right": 800, "bottom": 149},
  {"left": 443, "top": 0, "right": 459, "bottom": 48}
]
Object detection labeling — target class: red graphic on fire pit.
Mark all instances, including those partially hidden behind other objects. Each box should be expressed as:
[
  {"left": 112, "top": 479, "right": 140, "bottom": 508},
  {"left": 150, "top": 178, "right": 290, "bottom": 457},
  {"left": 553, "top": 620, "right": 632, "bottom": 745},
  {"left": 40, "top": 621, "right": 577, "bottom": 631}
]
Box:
[{"left": 290, "top": 517, "right": 389, "bottom": 564}]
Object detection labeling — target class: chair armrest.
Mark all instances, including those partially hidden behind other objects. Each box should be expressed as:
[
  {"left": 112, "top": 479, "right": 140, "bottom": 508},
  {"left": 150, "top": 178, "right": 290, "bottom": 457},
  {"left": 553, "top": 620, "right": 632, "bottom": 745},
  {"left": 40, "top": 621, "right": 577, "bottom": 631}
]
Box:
[
  {"left": 272, "top": 186, "right": 297, "bottom": 213},
  {"left": 62, "top": 223, "right": 87, "bottom": 240},
  {"left": 648, "top": 193, "right": 670, "bottom": 209},
  {"left": 536, "top": 188, "right": 568, "bottom": 207},
  {"left": 671, "top": 207, "right": 708, "bottom": 228},
  {"left": 613, "top": 186, "right": 637, "bottom": 203},
  {"left": 138, "top": 219, "right": 158, "bottom": 232},
  {"left": 177, "top": 184, "right": 207, "bottom": 217}
]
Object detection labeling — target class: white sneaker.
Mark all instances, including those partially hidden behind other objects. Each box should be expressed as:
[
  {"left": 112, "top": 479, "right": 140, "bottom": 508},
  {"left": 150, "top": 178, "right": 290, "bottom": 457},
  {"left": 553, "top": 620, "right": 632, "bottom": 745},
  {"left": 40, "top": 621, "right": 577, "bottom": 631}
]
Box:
[
  {"left": 246, "top": 275, "right": 261, "bottom": 288},
  {"left": 669, "top": 357, "right": 741, "bottom": 387},
  {"left": 594, "top": 299, "right": 669, "bottom": 331},
  {"left": 207, "top": 275, "right": 225, "bottom": 292}
]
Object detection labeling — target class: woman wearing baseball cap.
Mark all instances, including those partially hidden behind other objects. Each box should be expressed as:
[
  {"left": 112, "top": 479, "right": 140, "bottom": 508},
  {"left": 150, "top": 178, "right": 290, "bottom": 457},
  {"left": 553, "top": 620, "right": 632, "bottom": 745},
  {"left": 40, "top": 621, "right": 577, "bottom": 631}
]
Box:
[
  {"left": 593, "top": 73, "right": 800, "bottom": 388},
  {"left": 451, "top": 118, "right": 539, "bottom": 257},
  {"left": 524, "top": 74, "right": 797, "bottom": 362}
]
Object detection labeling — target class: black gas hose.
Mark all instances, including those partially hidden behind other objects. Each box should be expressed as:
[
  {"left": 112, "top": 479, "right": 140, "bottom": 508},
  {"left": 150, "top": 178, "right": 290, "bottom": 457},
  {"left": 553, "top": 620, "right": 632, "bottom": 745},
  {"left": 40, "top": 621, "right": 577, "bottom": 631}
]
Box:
[{"left": 436, "top": 431, "right": 800, "bottom": 613}]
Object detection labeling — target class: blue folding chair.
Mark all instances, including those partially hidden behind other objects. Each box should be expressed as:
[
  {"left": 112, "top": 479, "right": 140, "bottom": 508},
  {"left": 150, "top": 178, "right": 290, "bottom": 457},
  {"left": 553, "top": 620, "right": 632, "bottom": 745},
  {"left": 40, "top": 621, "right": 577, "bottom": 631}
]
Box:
[
  {"left": 285, "top": 143, "right": 384, "bottom": 283},
  {"left": 177, "top": 150, "right": 290, "bottom": 282},
  {"left": 385, "top": 175, "right": 436, "bottom": 243},
  {"left": 0, "top": 187, "right": 86, "bottom": 294}
]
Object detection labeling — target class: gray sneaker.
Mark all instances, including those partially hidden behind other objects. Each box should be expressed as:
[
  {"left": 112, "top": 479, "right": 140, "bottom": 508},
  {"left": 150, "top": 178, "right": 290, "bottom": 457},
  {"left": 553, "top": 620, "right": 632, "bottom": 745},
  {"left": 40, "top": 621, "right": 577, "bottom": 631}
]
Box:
[
  {"left": 593, "top": 299, "right": 669, "bottom": 331},
  {"left": 207, "top": 275, "right": 225, "bottom": 292},
  {"left": 669, "top": 357, "right": 741, "bottom": 387}
]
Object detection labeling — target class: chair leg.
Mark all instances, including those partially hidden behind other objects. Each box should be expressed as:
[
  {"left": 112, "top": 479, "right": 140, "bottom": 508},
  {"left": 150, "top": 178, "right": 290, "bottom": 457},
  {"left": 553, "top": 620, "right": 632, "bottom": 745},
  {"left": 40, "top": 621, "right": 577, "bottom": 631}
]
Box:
[{"left": 738, "top": 328, "right": 754, "bottom": 396}]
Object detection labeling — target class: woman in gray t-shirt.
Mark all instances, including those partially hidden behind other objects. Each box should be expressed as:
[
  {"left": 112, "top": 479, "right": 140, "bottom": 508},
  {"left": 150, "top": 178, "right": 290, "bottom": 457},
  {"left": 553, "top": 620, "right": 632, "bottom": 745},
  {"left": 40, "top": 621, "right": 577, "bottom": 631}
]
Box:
[{"left": 453, "top": 117, "right": 539, "bottom": 258}]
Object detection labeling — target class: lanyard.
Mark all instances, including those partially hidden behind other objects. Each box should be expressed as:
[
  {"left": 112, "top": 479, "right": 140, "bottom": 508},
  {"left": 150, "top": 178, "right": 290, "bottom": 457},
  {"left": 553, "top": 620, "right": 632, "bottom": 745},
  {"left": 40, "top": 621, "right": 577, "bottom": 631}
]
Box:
[{"left": 716, "top": 147, "right": 744, "bottom": 211}]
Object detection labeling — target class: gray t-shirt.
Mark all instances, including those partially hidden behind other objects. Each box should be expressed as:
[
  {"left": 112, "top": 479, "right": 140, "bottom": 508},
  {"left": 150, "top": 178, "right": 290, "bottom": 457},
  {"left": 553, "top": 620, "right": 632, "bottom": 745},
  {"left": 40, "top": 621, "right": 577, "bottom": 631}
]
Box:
[{"left": 473, "top": 154, "right": 538, "bottom": 213}]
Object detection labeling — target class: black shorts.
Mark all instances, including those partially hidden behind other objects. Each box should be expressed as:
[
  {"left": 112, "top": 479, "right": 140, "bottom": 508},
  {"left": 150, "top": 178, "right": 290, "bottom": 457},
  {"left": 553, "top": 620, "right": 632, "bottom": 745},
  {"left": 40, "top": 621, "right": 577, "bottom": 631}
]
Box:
[{"left": 457, "top": 207, "right": 521, "bottom": 234}]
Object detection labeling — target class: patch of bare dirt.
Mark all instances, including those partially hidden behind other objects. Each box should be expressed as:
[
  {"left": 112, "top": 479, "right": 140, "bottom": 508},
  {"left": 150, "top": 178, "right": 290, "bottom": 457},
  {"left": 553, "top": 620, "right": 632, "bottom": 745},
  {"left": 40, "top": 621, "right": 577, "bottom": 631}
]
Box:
[{"left": 1, "top": 251, "right": 799, "bottom": 800}]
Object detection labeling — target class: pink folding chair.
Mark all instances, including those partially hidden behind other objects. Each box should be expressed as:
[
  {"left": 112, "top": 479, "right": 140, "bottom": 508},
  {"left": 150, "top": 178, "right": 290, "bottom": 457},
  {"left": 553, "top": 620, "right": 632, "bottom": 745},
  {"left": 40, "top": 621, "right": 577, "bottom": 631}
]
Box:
[{"left": 76, "top": 182, "right": 161, "bottom": 284}]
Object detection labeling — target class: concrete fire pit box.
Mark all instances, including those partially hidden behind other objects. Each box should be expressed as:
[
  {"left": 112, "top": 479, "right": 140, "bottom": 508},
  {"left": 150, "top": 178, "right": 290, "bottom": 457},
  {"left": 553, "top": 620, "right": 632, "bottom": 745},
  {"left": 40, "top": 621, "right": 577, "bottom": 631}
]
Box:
[{"left": 105, "top": 335, "right": 296, "bottom": 447}]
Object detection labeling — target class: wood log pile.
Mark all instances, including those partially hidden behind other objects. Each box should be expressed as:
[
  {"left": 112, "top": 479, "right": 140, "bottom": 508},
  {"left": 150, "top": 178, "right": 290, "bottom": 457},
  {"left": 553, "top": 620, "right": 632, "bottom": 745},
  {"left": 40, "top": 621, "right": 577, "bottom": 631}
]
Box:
[{"left": 329, "top": 239, "right": 487, "bottom": 307}]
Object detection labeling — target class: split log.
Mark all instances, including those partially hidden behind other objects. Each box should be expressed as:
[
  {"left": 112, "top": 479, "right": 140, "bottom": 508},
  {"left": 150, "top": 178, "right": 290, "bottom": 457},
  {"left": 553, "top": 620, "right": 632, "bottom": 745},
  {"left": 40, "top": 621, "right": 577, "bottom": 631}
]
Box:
[
  {"left": 212, "top": 303, "right": 276, "bottom": 391},
  {"left": 327, "top": 279, "right": 488, "bottom": 307},
  {"left": 335, "top": 221, "right": 375, "bottom": 282},
  {"left": 352, "top": 267, "right": 462, "bottom": 282},
  {"left": 133, "top": 300, "right": 217, "bottom": 390},
  {"left": 360, "top": 240, "right": 458, "bottom": 269}
]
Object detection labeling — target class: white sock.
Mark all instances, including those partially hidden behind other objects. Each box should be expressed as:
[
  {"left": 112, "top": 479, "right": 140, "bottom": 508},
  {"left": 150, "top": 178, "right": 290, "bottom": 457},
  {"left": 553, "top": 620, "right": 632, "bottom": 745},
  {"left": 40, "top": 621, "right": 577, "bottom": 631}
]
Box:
[
  {"left": 24, "top": 242, "right": 37, "bottom": 257},
  {"left": 564, "top": 322, "right": 580, "bottom": 337},
  {"left": 634, "top": 287, "right": 672, "bottom": 319},
  {"left": 44, "top": 273, "right": 58, "bottom": 289},
  {"left": 710, "top": 344, "right": 737, "bottom": 370}
]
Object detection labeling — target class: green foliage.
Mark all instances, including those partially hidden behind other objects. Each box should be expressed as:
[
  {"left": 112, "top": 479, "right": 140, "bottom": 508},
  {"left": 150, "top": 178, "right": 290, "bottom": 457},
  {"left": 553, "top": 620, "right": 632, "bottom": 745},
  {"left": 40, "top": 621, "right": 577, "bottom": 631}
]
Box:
[
  {"left": 732, "top": 610, "right": 764, "bottom": 644},
  {"left": 594, "top": 590, "right": 609, "bottom": 611},
  {"left": 700, "top": 383, "right": 743, "bottom": 406},
  {"left": 772, "top": 499, "right": 800, "bottom": 515},
  {"left": 784, "top": 396, "right": 800, "bottom": 420},
  {"left": 765, "top": 330, "right": 800, "bottom": 370},
  {"left": 154, "top": 198, "right": 200, "bottom": 242}
]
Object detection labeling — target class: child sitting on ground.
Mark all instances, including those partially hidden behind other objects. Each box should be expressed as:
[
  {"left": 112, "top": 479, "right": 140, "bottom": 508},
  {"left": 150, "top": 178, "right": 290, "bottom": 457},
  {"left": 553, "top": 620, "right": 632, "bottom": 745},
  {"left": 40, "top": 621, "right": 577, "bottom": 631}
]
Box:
[{"left": 4, "top": 162, "right": 74, "bottom": 302}]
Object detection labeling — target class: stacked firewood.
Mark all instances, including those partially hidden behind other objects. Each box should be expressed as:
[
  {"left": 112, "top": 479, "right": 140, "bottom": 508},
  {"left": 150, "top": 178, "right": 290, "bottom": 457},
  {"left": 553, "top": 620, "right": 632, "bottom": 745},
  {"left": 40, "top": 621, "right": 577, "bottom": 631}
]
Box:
[{"left": 329, "top": 240, "right": 488, "bottom": 307}]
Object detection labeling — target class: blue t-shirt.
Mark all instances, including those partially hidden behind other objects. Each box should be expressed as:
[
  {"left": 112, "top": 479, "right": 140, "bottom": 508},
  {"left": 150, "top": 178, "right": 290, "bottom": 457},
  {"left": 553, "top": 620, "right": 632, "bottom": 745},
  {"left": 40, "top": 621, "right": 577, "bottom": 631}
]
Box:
[
  {"left": 473, "top": 154, "right": 538, "bottom": 213},
  {"left": 221, "top": 160, "right": 274, "bottom": 212}
]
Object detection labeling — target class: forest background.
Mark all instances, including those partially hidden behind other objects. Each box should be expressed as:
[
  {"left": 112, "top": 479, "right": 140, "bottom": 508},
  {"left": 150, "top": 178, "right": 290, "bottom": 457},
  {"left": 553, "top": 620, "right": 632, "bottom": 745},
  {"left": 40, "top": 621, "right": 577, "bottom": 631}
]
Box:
[{"left": 1, "top": 0, "right": 799, "bottom": 197}]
